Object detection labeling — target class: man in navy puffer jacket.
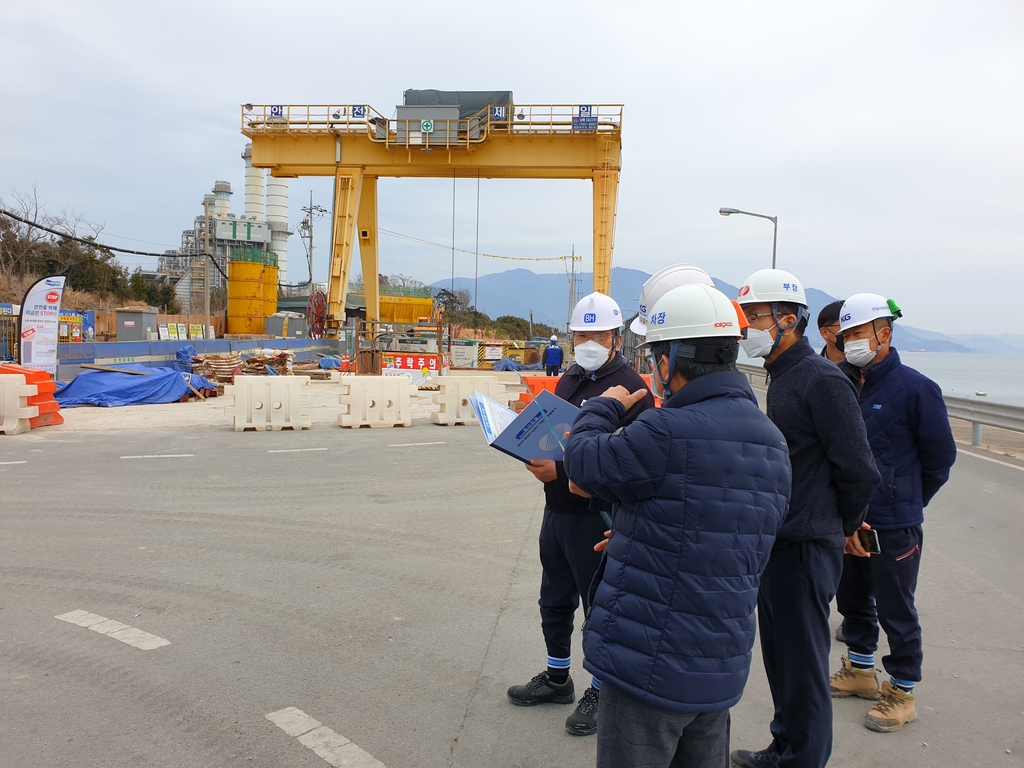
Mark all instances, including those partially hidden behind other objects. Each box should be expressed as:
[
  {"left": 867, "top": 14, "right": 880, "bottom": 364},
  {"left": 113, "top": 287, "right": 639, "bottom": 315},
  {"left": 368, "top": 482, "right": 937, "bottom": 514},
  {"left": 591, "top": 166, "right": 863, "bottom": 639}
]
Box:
[
  {"left": 564, "top": 284, "right": 792, "bottom": 768},
  {"left": 829, "top": 294, "right": 956, "bottom": 734}
]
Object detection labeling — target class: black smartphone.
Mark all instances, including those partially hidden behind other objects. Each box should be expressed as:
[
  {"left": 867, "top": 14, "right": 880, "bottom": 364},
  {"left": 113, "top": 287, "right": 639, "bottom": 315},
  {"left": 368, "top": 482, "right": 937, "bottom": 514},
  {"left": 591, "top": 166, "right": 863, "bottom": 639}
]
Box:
[{"left": 857, "top": 528, "right": 881, "bottom": 555}]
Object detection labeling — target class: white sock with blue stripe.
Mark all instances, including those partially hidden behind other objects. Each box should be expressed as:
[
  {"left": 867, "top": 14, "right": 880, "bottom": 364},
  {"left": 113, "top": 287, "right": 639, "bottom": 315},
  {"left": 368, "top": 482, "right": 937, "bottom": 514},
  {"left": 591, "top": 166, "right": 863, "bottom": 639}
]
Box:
[
  {"left": 547, "top": 655, "right": 570, "bottom": 684},
  {"left": 849, "top": 651, "right": 874, "bottom": 670},
  {"left": 891, "top": 676, "right": 915, "bottom": 693}
]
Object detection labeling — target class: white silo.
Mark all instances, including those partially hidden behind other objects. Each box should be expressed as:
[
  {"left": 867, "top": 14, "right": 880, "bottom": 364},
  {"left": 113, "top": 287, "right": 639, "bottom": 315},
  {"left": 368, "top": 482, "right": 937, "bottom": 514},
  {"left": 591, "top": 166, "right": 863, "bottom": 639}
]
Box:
[
  {"left": 266, "top": 175, "right": 291, "bottom": 282},
  {"left": 242, "top": 144, "right": 264, "bottom": 221},
  {"left": 213, "top": 181, "right": 232, "bottom": 218}
]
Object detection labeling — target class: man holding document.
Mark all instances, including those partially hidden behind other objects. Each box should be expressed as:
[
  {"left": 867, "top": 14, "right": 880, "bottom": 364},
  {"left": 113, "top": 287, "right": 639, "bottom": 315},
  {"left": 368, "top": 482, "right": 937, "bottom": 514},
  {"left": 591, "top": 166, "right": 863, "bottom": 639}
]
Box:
[
  {"left": 506, "top": 292, "right": 654, "bottom": 737},
  {"left": 564, "top": 283, "right": 792, "bottom": 768}
]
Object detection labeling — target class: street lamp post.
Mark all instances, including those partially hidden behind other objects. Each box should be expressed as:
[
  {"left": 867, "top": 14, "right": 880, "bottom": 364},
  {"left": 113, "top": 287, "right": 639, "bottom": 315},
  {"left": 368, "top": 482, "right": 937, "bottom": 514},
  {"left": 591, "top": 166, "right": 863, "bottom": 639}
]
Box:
[{"left": 719, "top": 208, "right": 778, "bottom": 268}]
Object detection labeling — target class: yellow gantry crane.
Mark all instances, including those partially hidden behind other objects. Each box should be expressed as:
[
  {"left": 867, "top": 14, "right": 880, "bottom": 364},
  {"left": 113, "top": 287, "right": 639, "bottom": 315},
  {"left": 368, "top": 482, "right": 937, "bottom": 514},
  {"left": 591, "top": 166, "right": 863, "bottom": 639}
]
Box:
[{"left": 242, "top": 96, "right": 622, "bottom": 334}]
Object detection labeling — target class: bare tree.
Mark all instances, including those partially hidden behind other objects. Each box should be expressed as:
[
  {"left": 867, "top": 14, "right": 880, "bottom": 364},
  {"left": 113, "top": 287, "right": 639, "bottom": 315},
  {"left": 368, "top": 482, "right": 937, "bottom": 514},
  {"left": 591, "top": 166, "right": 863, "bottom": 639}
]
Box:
[{"left": 0, "top": 187, "right": 48, "bottom": 277}]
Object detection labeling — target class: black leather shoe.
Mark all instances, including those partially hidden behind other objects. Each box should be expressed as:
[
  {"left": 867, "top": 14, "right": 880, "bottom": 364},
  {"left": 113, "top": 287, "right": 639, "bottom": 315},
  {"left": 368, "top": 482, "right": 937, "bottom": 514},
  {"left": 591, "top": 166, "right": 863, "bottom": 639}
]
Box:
[
  {"left": 565, "top": 685, "right": 599, "bottom": 735},
  {"left": 507, "top": 672, "right": 575, "bottom": 706},
  {"left": 731, "top": 747, "right": 780, "bottom": 768}
]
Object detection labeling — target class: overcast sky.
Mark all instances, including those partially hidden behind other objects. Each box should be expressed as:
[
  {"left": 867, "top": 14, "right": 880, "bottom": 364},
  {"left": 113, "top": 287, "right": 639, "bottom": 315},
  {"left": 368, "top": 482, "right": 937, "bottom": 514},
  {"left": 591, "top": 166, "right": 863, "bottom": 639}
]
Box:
[{"left": 3, "top": 1, "right": 1021, "bottom": 335}]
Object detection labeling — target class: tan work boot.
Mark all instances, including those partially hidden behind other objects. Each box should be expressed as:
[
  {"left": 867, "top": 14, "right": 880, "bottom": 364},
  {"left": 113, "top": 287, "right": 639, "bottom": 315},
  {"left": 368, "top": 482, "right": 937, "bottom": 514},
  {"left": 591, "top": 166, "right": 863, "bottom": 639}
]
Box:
[
  {"left": 830, "top": 657, "right": 880, "bottom": 699},
  {"left": 865, "top": 681, "right": 918, "bottom": 732}
]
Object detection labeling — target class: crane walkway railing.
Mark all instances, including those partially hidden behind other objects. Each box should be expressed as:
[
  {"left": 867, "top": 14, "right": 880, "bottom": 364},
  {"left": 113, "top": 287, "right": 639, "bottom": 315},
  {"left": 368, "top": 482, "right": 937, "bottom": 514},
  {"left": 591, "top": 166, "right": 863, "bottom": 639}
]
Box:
[{"left": 737, "top": 362, "right": 1024, "bottom": 446}]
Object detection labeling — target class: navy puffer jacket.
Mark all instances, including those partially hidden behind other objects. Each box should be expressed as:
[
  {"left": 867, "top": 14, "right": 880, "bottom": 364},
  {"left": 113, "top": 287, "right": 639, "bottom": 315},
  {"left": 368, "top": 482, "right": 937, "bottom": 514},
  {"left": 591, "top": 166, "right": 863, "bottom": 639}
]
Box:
[
  {"left": 564, "top": 370, "right": 791, "bottom": 714},
  {"left": 859, "top": 349, "right": 956, "bottom": 529}
]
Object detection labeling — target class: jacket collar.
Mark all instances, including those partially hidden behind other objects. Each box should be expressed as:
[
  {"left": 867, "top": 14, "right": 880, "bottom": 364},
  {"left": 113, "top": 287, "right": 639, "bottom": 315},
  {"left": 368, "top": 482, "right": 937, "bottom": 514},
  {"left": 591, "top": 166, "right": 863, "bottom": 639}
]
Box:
[
  {"left": 863, "top": 347, "right": 901, "bottom": 387},
  {"left": 664, "top": 369, "right": 755, "bottom": 409},
  {"left": 566, "top": 351, "right": 627, "bottom": 381},
  {"left": 764, "top": 335, "right": 814, "bottom": 379}
]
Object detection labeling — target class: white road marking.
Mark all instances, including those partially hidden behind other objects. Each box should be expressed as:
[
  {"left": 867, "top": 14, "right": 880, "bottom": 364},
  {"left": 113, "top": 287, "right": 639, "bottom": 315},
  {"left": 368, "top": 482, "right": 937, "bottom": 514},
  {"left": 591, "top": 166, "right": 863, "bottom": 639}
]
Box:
[
  {"left": 120, "top": 454, "right": 194, "bottom": 459},
  {"left": 0, "top": 460, "right": 27, "bottom": 465},
  {"left": 958, "top": 449, "right": 1024, "bottom": 473},
  {"left": 267, "top": 447, "right": 329, "bottom": 453},
  {"left": 266, "top": 707, "right": 387, "bottom": 768},
  {"left": 388, "top": 441, "right": 447, "bottom": 447},
  {"left": 54, "top": 610, "right": 171, "bottom": 650}
]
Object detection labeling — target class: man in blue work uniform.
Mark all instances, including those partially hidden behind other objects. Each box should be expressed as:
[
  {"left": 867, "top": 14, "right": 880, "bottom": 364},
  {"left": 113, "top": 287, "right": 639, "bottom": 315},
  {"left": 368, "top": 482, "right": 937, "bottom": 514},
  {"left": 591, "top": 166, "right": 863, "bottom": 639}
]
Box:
[
  {"left": 544, "top": 335, "right": 563, "bottom": 376},
  {"left": 817, "top": 299, "right": 861, "bottom": 389},
  {"left": 829, "top": 294, "right": 956, "bottom": 732},
  {"left": 731, "top": 269, "right": 881, "bottom": 768},
  {"left": 507, "top": 292, "right": 654, "bottom": 736},
  {"left": 564, "top": 283, "right": 792, "bottom": 768}
]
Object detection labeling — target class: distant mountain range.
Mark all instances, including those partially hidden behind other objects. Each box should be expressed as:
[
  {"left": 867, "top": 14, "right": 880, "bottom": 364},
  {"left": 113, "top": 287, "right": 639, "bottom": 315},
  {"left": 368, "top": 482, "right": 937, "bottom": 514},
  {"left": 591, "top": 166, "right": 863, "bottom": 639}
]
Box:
[{"left": 432, "top": 268, "right": 1023, "bottom": 355}]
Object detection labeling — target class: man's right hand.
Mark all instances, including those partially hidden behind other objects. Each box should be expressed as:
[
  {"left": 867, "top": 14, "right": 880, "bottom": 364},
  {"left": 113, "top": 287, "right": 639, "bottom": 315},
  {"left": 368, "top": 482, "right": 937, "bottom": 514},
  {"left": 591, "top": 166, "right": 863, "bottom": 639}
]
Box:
[
  {"left": 525, "top": 459, "right": 558, "bottom": 483},
  {"left": 594, "top": 529, "right": 612, "bottom": 553},
  {"left": 845, "top": 522, "right": 872, "bottom": 558}
]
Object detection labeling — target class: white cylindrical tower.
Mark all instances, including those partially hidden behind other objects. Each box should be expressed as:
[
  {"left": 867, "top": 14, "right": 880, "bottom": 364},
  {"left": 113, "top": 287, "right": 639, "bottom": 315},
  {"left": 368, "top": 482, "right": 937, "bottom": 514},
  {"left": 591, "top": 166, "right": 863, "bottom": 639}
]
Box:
[
  {"left": 266, "top": 175, "right": 291, "bottom": 282},
  {"left": 242, "top": 144, "right": 265, "bottom": 221},
  {"left": 213, "top": 181, "right": 232, "bottom": 218}
]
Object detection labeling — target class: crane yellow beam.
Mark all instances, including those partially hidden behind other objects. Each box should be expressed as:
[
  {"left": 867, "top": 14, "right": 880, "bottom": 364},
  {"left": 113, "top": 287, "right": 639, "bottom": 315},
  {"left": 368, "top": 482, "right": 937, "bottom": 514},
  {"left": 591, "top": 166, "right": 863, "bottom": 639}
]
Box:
[{"left": 243, "top": 103, "right": 622, "bottom": 332}]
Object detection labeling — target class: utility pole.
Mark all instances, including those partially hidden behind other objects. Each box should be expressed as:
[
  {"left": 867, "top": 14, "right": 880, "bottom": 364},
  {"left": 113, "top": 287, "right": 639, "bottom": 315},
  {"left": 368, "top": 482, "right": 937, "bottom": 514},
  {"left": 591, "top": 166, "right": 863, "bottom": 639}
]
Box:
[
  {"left": 203, "top": 204, "right": 211, "bottom": 337},
  {"left": 299, "top": 192, "right": 328, "bottom": 290}
]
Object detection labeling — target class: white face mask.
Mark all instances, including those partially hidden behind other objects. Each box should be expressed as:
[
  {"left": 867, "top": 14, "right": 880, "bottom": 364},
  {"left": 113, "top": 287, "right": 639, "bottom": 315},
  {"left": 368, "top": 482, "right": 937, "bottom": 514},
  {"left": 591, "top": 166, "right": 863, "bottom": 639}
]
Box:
[
  {"left": 740, "top": 327, "right": 775, "bottom": 359},
  {"left": 574, "top": 340, "right": 612, "bottom": 371},
  {"left": 844, "top": 338, "right": 877, "bottom": 368}
]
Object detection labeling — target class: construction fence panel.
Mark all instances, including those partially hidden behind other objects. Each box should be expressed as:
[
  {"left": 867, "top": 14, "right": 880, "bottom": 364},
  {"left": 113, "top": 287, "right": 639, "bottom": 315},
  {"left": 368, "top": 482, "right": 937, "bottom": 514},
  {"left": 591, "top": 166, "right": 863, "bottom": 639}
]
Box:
[
  {"left": 0, "top": 374, "right": 40, "bottom": 435},
  {"left": 223, "top": 375, "right": 313, "bottom": 432},
  {"left": 430, "top": 375, "right": 512, "bottom": 426},
  {"left": 338, "top": 375, "right": 415, "bottom": 428}
]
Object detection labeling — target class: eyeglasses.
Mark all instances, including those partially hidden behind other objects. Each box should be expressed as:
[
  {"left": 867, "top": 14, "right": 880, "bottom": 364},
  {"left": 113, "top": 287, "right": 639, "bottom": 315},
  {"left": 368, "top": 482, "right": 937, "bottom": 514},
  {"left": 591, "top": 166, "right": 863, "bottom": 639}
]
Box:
[{"left": 745, "top": 312, "right": 775, "bottom": 325}]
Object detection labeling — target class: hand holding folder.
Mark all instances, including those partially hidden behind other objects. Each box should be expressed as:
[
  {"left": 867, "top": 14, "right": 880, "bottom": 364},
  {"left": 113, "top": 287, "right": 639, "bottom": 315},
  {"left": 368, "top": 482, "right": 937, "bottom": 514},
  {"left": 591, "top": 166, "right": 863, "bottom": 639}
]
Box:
[{"left": 469, "top": 389, "right": 580, "bottom": 463}]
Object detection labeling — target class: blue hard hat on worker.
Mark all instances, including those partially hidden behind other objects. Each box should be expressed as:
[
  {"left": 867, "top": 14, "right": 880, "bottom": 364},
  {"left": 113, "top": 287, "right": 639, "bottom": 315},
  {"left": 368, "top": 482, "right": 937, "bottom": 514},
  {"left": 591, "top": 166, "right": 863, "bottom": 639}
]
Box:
[{"left": 569, "top": 292, "right": 624, "bottom": 372}]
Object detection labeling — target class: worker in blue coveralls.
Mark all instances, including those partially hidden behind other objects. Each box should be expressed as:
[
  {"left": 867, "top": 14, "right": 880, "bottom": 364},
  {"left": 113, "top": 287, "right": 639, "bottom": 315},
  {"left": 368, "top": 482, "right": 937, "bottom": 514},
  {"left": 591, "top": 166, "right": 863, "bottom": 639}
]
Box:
[
  {"left": 544, "top": 335, "right": 563, "bottom": 376},
  {"left": 731, "top": 269, "right": 881, "bottom": 768},
  {"left": 828, "top": 294, "right": 956, "bottom": 733},
  {"left": 563, "top": 283, "right": 792, "bottom": 768},
  {"left": 507, "top": 292, "right": 654, "bottom": 737}
]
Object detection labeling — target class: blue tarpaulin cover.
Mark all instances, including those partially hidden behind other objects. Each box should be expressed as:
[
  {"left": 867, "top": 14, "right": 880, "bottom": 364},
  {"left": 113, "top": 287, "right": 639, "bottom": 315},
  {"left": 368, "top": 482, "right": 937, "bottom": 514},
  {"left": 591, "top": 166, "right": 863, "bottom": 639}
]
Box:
[
  {"left": 175, "top": 344, "right": 197, "bottom": 371},
  {"left": 54, "top": 364, "right": 217, "bottom": 407},
  {"left": 492, "top": 358, "right": 544, "bottom": 372}
]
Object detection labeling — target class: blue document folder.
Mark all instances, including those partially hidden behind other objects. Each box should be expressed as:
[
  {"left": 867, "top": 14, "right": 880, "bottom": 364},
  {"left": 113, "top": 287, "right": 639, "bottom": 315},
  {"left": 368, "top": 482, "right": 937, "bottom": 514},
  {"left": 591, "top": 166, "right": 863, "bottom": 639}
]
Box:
[{"left": 470, "top": 389, "right": 580, "bottom": 462}]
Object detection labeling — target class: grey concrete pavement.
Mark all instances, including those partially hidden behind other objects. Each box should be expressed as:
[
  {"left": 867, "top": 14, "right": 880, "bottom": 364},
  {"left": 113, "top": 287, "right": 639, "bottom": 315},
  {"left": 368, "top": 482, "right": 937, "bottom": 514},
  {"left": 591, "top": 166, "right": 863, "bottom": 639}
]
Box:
[{"left": 1, "top": 417, "right": 1023, "bottom": 767}]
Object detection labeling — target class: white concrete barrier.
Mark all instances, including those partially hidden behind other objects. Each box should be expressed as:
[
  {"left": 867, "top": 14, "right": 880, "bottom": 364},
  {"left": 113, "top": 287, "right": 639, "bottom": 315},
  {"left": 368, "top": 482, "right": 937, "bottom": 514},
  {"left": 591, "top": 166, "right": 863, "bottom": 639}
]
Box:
[
  {"left": 223, "top": 376, "right": 312, "bottom": 432},
  {"left": 0, "top": 374, "right": 40, "bottom": 436},
  {"left": 430, "top": 376, "right": 515, "bottom": 426},
  {"left": 338, "top": 376, "right": 415, "bottom": 428}
]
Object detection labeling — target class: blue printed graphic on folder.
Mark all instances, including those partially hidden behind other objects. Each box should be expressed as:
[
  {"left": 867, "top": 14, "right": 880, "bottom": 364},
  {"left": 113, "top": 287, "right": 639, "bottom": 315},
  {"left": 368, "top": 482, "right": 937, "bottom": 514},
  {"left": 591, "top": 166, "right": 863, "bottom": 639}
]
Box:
[{"left": 469, "top": 389, "right": 580, "bottom": 462}]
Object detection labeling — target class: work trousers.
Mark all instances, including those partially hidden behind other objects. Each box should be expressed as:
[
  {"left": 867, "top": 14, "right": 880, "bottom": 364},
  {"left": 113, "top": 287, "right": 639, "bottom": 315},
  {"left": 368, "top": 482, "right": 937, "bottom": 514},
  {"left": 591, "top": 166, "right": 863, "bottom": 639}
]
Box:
[
  {"left": 546, "top": 364, "right": 560, "bottom": 376},
  {"left": 758, "top": 539, "right": 844, "bottom": 768},
  {"left": 836, "top": 525, "right": 924, "bottom": 683},
  {"left": 597, "top": 682, "right": 730, "bottom": 768},
  {"left": 538, "top": 507, "right": 606, "bottom": 660}
]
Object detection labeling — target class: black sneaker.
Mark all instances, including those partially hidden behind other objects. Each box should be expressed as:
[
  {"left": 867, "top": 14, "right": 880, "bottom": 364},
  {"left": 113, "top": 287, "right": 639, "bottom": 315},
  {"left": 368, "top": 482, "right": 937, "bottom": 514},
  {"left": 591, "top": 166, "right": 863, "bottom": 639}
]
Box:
[
  {"left": 565, "top": 685, "right": 599, "bottom": 736},
  {"left": 507, "top": 672, "right": 575, "bottom": 707},
  {"left": 731, "top": 747, "right": 780, "bottom": 768},
  {"left": 835, "top": 624, "right": 847, "bottom": 644}
]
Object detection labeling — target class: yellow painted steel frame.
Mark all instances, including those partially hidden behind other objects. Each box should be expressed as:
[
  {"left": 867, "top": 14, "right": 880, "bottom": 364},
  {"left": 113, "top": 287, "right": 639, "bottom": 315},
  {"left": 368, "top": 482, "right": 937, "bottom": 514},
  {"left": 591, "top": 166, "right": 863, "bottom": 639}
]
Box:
[{"left": 243, "top": 104, "right": 622, "bottom": 332}]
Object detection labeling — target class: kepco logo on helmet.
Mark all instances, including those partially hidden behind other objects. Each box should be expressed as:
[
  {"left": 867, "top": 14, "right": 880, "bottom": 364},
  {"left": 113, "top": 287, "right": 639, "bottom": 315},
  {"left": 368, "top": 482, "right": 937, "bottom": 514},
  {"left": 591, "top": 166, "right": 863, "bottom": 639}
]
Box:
[
  {"left": 713, "top": 321, "right": 734, "bottom": 328},
  {"left": 584, "top": 313, "right": 596, "bottom": 323},
  {"left": 841, "top": 313, "right": 851, "bottom": 323},
  {"left": 650, "top": 312, "right": 667, "bottom": 326}
]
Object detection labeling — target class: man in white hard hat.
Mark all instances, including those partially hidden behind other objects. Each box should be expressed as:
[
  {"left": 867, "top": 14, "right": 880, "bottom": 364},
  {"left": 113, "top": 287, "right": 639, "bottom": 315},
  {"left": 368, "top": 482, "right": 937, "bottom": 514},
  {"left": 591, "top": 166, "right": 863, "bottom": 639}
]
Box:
[
  {"left": 829, "top": 294, "right": 956, "bottom": 733},
  {"left": 508, "top": 292, "right": 654, "bottom": 737},
  {"left": 731, "top": 269, "right": 881, "bottom": 768},
  {"left": 563, "top": 283, "right": 791, "bottom": 768},
  {"left": 544, "top": 334, "right": 563, "bottom": 376},
  {"left": 629, "top": 263, "right": 715, "bottom": 337}
]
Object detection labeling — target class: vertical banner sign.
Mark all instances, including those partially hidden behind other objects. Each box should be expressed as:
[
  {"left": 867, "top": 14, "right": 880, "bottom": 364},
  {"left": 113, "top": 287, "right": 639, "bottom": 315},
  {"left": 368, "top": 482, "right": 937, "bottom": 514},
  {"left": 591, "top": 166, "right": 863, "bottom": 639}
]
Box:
[{"left": 18, "top": 275, "right": 66, "bottom": 376}]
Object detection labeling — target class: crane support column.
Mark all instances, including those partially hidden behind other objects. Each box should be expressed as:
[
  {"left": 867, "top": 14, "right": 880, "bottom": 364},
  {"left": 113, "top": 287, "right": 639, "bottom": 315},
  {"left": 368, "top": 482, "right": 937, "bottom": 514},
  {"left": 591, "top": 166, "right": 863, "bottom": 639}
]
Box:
[
  {"left": 356, "top": 175, "right": 379, "bottom": 325},
  {"left": 327, "top": 168, "right": 364, "bottom": 333},
  {"left": 592, "top": 168, "right": 619, "bottom": 296}
]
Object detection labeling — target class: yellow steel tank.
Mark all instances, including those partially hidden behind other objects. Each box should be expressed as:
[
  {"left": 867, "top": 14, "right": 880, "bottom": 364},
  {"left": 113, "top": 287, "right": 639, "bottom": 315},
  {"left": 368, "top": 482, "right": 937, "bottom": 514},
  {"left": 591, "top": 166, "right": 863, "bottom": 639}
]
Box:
[
  {"left": 227, "top": 260, "right": 265, "bottom": 335},
  {"left": 263, "top": 264, "right": 279, "bottom": 318}
]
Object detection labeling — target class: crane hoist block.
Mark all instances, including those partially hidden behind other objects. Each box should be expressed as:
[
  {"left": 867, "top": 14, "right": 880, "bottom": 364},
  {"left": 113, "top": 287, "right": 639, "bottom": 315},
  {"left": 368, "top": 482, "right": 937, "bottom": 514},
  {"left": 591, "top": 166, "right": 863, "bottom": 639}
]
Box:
[{"left": 223, "top": 376, "right": 312, "bottom": 432}]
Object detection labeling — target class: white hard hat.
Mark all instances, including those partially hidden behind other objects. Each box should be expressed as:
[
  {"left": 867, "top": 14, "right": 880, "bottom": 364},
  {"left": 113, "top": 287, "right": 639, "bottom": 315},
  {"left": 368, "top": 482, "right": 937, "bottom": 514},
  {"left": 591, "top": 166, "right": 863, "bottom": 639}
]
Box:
[
  {"left": 642, "top": 283, "right": 744, "bottom": 346},
  {"left": 549, "top": 335, "right": 558, "bottom": 342},
  {"left": 630, "top": 264, "right": 715, "bottom": 336},
  {"left": 736, "top": 268, "right": 807, "bottom": 307},
  {"left": 839, "top": 293, "right": 902, "bottom": 333},
  {"left": 569, "top": 292, "right": 623, "bottom": 332}
]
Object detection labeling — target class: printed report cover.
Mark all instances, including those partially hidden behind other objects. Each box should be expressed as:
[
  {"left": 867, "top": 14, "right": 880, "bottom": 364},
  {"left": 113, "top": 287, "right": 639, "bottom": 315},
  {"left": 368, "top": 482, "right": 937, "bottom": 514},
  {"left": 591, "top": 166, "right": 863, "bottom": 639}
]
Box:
[{"left": 470, "top": 389, "right": 580, "bottom": 462}]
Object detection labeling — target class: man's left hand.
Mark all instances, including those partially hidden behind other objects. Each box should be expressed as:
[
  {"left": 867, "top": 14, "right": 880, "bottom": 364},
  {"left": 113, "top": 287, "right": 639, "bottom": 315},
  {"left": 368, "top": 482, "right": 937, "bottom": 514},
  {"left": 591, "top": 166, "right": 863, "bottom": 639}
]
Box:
[{"left": 600, "top": 386, "right": 648, "bottom": 410}]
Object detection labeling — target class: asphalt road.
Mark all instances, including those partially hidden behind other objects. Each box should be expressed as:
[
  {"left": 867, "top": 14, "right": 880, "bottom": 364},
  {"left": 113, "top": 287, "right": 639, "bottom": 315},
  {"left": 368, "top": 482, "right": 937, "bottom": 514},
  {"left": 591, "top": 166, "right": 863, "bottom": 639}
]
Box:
[{"left": 1, "top": 420, "right": 1022, "bottom": 767}]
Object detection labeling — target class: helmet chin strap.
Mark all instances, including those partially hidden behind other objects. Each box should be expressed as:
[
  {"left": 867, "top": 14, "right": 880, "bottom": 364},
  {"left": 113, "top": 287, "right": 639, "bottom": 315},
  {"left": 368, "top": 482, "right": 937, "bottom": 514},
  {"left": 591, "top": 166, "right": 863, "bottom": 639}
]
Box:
[{"left": 767, "top": 302, "right": 808, "bottom": 357}]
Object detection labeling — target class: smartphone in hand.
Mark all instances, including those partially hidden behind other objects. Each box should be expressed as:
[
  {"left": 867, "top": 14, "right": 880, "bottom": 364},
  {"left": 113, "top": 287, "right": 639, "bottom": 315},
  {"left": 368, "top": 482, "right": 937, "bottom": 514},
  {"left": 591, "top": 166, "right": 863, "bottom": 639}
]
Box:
[{"left": 857, "top": 528, "right": 881, "bottom": 555}]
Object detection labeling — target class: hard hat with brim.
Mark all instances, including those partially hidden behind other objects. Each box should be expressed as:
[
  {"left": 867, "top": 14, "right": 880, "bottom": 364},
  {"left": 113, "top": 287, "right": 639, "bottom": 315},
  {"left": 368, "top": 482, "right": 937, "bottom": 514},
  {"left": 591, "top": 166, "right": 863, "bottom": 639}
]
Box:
[
  {"left": 839, "top": 293, "right": 903, "bottom": 333},
  {"left": 569, "top": 291, "right": 624, "bottom": 332},
  {"left": 630, "top": 264, "right": 715, "bottom": 336},
  {"left": 736, "top": 268, "right": 808, "bottom": 307},
  {"left": 641, "top": 284, "right": 744, "bottom": 355}
]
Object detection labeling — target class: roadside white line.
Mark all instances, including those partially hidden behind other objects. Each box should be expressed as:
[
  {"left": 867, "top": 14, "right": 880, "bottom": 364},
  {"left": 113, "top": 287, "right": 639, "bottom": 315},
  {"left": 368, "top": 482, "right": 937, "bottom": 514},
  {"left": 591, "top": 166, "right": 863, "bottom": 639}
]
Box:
[
  {"left": 267, "top": 448, "right": 329, "bottom": 453},
  {"left": 388, "top": 441, "right": 447, "bottom": 447},
  {"left": 120, "top": 454, "right": 194, "bottom": 459},
  {"left": 958, "top": 449, "right": 1024, "bottom": 472},
  {"left": 266, "top": 707, "right": 387, "bottom": 768},
  {"left": 54, "top": 610, "right": 171, "bottom": 650},
  {"left": 0, "top": 460, "right": 27, "bottom": 465}
]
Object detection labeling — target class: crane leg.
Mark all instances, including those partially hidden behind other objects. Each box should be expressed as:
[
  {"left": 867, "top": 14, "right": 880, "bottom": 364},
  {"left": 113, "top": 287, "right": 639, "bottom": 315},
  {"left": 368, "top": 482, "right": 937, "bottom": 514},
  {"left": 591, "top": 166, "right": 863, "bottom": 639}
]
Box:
[
  {"left": 327, "top": 168, "right": 364, "bottom": 333},
  {"left": 592, "top": 167, "right": 619, "bottom": 295},
  {"left": 357, "top": 176, "right": 379, "bottom": 325}
]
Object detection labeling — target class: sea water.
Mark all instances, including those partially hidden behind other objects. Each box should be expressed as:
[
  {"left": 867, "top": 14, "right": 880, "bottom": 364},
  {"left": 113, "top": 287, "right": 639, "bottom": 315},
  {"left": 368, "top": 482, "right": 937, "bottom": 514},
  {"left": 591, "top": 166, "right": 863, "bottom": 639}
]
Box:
[{"left": 899, "top": 352, "right": 1024, "bottom": 407}]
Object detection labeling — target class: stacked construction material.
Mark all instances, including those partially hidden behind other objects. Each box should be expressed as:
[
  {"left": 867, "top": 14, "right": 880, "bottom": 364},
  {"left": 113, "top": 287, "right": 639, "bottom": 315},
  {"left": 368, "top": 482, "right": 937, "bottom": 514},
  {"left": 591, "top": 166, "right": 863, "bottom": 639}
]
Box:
[
  {"left": 241, "top": 350, "right": 293, "bottom": 376},
  {"left": 191, "top": 353, "right": 245, "bottom": 382}
]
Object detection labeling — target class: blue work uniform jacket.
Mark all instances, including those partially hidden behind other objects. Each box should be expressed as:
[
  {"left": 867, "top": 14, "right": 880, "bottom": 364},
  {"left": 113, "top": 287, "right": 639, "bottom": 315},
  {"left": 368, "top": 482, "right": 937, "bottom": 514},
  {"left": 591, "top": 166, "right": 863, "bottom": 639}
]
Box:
[
  {"left": 564, "top": 370, "right": 792, "bottom": 714},
  {"left": 544, "top": 343, "right": 563, "bottom": 367},
  {"left": 859, "top": 349, "right": 956, "bottom": 530}
]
